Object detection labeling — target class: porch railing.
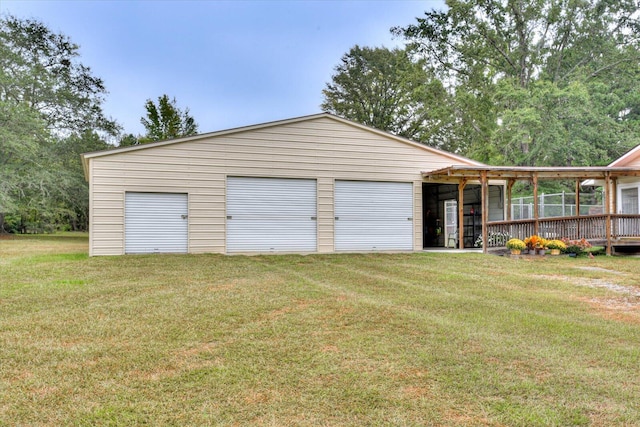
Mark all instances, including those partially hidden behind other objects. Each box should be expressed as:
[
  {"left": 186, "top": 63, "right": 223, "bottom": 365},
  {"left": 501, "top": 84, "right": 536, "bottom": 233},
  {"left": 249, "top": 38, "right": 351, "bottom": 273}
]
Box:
[{"left": 485, "top": 214, "right": 640, "bottom": 248}]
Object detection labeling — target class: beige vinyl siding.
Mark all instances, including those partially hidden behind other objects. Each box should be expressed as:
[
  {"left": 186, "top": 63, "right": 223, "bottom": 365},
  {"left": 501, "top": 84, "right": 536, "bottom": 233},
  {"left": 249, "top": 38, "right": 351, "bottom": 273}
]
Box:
[
  {"left": 87, "top": 115, "right": 478, "bottom": 255},
  {"left": 413, "top": 181, "right": 423, "bottom": 250},
  {"left": 317, "top": 178, "right": 334, "bottom": 253}
]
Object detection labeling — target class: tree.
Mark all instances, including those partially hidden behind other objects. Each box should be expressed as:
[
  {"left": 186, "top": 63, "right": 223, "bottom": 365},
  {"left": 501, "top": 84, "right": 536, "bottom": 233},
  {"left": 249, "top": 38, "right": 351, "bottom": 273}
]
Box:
[
  {"left": 118, "top": 133, "right": 140, "bottom": 147},
  {"left": 0, "top": 16, "right": 119, "bottom": 232},
  {"left": 321, "top": 45, "right": 455, "bottom": 150},
  {"left": 394, "top": 0, "right": 640, "bottom": 167},
  {"left": 0, "top": 100, "right": 51, "bottom": 232},
  {"left": 51, "top": 131, "right": 111, "bottom": 231},
  {"left": 0, "top": 15, "right": 119, "bottom": 137},
  {"left": 140, "top": 95, "right": 198, "bottom": 142}
]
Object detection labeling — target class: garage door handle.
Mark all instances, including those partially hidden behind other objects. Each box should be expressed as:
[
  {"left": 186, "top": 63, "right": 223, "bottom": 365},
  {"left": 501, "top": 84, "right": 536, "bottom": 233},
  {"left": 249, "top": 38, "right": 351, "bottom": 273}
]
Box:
[
  {"left": 181, "top": 215, "right": 188, "bottom": 219},
  {"left": 335, "top": 217, "right": 339, "bottom": 220},
  {"left": 407, "top": 217, "right": 412, "bottom": 220},
  {"left": 311, "top": 216, "right": 317, "bottom": 220},
  {"left": 227, "top": 215, "right": 232, "bottom": 219}
]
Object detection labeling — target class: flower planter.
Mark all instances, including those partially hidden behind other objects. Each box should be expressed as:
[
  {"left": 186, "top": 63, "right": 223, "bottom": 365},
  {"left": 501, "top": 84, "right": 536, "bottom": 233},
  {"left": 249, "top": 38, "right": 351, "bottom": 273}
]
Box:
[
  {"left": 510, "top": 249, "right": 521, "bottom": 255},
  {"left": 550, "top": 249, "right": 561, "bottom": 256}
]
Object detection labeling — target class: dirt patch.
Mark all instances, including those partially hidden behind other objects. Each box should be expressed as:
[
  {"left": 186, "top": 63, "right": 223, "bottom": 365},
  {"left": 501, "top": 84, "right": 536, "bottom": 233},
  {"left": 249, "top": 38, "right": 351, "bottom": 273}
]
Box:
[
  {"left": 578, "top": 278, "right": 640, "bottom": 323},
  {"left": 579, "top": 297, "right": 640, "bottom": 324},
  {"left": 442, "top": 409, "right": 501, "bottom": 426},
  {"left": 243, "top": 389, "right": 271, "bottom": 404},
  {"left": 537, "top": 271, "right": 640, "bottom": 322},
  {"left": 574, "top": 266, "right": 625, "bottom": 275},
  {"left": 586, "top": 297, "right": 640, "bottom": 311},
  {"left": 575, "top": 278, "right": 640, "bottom": 297},
  {"left": 402, "top": 385, "right": 431, "bottom": 398},
  {"left": 267, "top": 299, "right": 312, "bottom": 319},
  {"left": 321, "top": 345, "right": 340, "bottom": 353},
  {"left": 537, "top": 271, "right": 639, "bottom": 298}
]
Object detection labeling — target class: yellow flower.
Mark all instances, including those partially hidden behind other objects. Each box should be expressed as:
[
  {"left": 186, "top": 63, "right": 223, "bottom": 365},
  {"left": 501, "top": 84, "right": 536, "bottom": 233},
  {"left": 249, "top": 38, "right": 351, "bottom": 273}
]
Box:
[{"left": 506, "top": 238, "right": 526, "bottom": 250}]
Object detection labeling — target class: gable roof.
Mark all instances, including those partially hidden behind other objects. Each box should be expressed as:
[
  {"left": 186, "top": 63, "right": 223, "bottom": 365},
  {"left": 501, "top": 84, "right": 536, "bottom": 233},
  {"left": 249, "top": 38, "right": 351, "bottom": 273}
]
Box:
[
  {"left": 81, "top": 112, "right": 483, "bottom": 179},
  {"left": 609, "top": 144, "right": 640, "bottom": 167}
]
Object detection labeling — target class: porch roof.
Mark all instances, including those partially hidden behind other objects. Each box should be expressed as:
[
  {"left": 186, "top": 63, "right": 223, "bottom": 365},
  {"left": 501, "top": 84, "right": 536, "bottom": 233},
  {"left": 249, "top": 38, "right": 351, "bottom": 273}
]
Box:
[{"left": 422, "top": 165, "right": 640, "bottom": 182}]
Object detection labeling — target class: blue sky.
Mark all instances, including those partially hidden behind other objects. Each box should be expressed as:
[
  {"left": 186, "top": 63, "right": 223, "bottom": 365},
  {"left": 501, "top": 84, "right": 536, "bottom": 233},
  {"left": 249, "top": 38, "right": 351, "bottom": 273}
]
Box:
[{"left": 1, "top": 0, "right": 445, "bottom": 138}]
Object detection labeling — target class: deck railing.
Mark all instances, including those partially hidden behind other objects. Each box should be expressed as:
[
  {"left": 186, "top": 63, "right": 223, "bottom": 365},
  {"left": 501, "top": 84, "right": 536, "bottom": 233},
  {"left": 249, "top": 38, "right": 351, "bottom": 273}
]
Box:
[
  {"left": 612, "top": 214, "right": 640, "bottom": 238},
  {"left": 485, "top": 214, "right": 640, "bottom": 248}
]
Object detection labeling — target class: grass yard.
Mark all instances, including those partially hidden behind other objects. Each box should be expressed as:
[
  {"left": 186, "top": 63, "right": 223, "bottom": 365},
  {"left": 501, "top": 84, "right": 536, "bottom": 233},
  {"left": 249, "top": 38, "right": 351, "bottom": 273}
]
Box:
[{"left": 1, "top": 234, "right": 640, "bottom": 426}]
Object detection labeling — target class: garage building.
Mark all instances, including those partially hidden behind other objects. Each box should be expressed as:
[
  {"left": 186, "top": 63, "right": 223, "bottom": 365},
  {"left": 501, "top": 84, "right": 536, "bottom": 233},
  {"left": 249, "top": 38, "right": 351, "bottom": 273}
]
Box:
[{"left": 82, "top": 113, "right": 496, "bottom": 256}]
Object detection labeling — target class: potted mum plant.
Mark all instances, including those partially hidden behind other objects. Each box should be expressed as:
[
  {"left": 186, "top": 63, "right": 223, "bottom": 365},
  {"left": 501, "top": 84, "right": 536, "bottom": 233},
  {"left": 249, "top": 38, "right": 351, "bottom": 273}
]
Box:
[
  {"left": 546, "top": 239, "right": 566, "bottom": 255},
  {"left": 524, "top": 235, "right": 547, "bottom": 254},
  {"left": 506, "top": 238, "right": 526, "bottom": 255},
  {"left": 562, "top": 238, "right": 592, "bottom": 257}
]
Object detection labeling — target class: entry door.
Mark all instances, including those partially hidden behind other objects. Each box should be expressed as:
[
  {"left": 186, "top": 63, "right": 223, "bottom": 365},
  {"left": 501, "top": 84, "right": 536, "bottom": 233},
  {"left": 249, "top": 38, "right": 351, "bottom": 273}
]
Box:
[
  {"left": 226, "top": 177, "right": 317, "bottom": 252},
  {"left": 334, "top": 180, "right": 413, "bottom": 251},
  {"left": 444, "top": 199, "right": 457, "bottom": 248},
  {"left": 125, "top": 192, "right": 188, "bottom": 254}
]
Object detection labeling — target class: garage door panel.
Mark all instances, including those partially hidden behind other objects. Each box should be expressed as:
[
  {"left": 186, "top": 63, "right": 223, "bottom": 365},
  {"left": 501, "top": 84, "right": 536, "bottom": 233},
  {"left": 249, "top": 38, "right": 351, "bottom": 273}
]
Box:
[
  {"left": 226, "top": 177, "right": 317, "bottom": 252},
  {"left": 335, "top": 181, "right": 413, "bottom": 251},
  {"left": 125, "top": 192, "right": 188, "bottom": 254}
]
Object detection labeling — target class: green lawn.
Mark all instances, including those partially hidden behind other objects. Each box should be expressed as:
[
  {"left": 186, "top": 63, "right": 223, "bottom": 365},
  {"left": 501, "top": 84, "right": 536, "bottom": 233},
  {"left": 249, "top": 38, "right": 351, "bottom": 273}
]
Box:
[{"left": 1, "top": 234, "right": 639, "bottom": 426}]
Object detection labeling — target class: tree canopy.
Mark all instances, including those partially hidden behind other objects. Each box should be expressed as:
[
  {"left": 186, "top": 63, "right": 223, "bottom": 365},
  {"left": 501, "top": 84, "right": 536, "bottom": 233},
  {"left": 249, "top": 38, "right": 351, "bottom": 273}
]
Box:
[
  {"left": 321, "top": 45, "right": 455, "bottom": 149},
  {"left": 392, "top": 0, "right": 640, "bottom": 166},
  {"left": 0, "top": 16, "right": 203, "bottom": 233},
  {"left": 0, "top": 15, "right": 119, "bottom": 137},
  {"left": 0, "top": 16, "right": 113, "bottom": 233},
  {"left": 140, "top": 94, "right": 198, "bottom": 142}
]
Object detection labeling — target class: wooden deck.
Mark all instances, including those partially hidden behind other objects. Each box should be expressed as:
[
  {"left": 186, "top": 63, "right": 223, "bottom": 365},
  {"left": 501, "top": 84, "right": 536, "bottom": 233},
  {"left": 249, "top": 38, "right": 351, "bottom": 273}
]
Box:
[{"left": 485, "top": 214, "right": 640, "bottom": 253}]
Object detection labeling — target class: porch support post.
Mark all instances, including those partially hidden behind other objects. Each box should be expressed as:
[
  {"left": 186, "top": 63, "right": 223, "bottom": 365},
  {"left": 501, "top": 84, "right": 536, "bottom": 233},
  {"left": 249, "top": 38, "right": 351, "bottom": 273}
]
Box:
[
  {"left": 575, "top": 179, "right": 581, "bottom": 237},
  {"left": 458, "top": 178, "right": 467, "bottom": 249},
  {"left": 611, "top": 178, "right": 617, "bottom": 214},
  {"left": 481, "top": 171, "right": 489, "bottom": 254},
  {"left": 605, "top": 172, "right": 612, "bottom": 256},
  {"left": 532, "top": 173, "right": 539, "bottom": 236},
  {"left": 575, "top": 180, "right": 581, "bottom": 217},
  {"left": 506, "top": 179, "right": 515, "bottom": 221}
]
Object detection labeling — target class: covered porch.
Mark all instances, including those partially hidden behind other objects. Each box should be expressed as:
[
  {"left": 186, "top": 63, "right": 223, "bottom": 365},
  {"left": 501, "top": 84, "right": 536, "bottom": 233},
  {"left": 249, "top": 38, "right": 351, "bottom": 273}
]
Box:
[{"left": 422, "top": 166, "right": 640, "bottom": 255}]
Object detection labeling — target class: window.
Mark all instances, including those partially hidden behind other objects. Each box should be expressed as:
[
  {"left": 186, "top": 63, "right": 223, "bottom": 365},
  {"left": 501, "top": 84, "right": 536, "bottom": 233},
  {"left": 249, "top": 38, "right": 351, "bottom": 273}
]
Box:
[{"left": 620, "top": 188, "right": 639, "bottom": 214}]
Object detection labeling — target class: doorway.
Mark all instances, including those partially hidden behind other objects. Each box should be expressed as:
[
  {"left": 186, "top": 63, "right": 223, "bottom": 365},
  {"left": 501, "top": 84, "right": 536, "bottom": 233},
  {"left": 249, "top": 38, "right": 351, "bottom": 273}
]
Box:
[{"left": 422, "top": 183, "right": 485, "bottom": 248}]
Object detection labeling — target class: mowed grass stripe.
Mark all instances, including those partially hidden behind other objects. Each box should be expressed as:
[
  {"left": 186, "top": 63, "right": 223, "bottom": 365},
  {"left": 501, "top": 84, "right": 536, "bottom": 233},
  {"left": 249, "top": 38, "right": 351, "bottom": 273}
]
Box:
[
  {"left": 239, "top": 253, "right": 640, "bottom": 425},
  {"left": 1, "top": 234, "right": 640, "bottom": 425}
]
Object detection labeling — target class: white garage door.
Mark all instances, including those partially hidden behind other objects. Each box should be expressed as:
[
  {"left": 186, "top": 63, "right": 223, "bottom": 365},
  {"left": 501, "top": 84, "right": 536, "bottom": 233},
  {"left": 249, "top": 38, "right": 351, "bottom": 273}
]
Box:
[
  {"left": 125, "top": 192, "right": 188, "bottom": 254},
  {"left": 226, "top": 177, "right": 317, "bottom": 252},
  {"left": 335, "top": 181, "right": 413, "bottom": 251}
]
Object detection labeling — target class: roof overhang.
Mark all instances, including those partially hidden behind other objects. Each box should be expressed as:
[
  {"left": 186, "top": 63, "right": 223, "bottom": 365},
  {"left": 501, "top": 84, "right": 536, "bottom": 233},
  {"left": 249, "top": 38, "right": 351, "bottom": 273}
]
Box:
[{"left": 422, "top": 165, "right": 640, "bottom": 183}]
